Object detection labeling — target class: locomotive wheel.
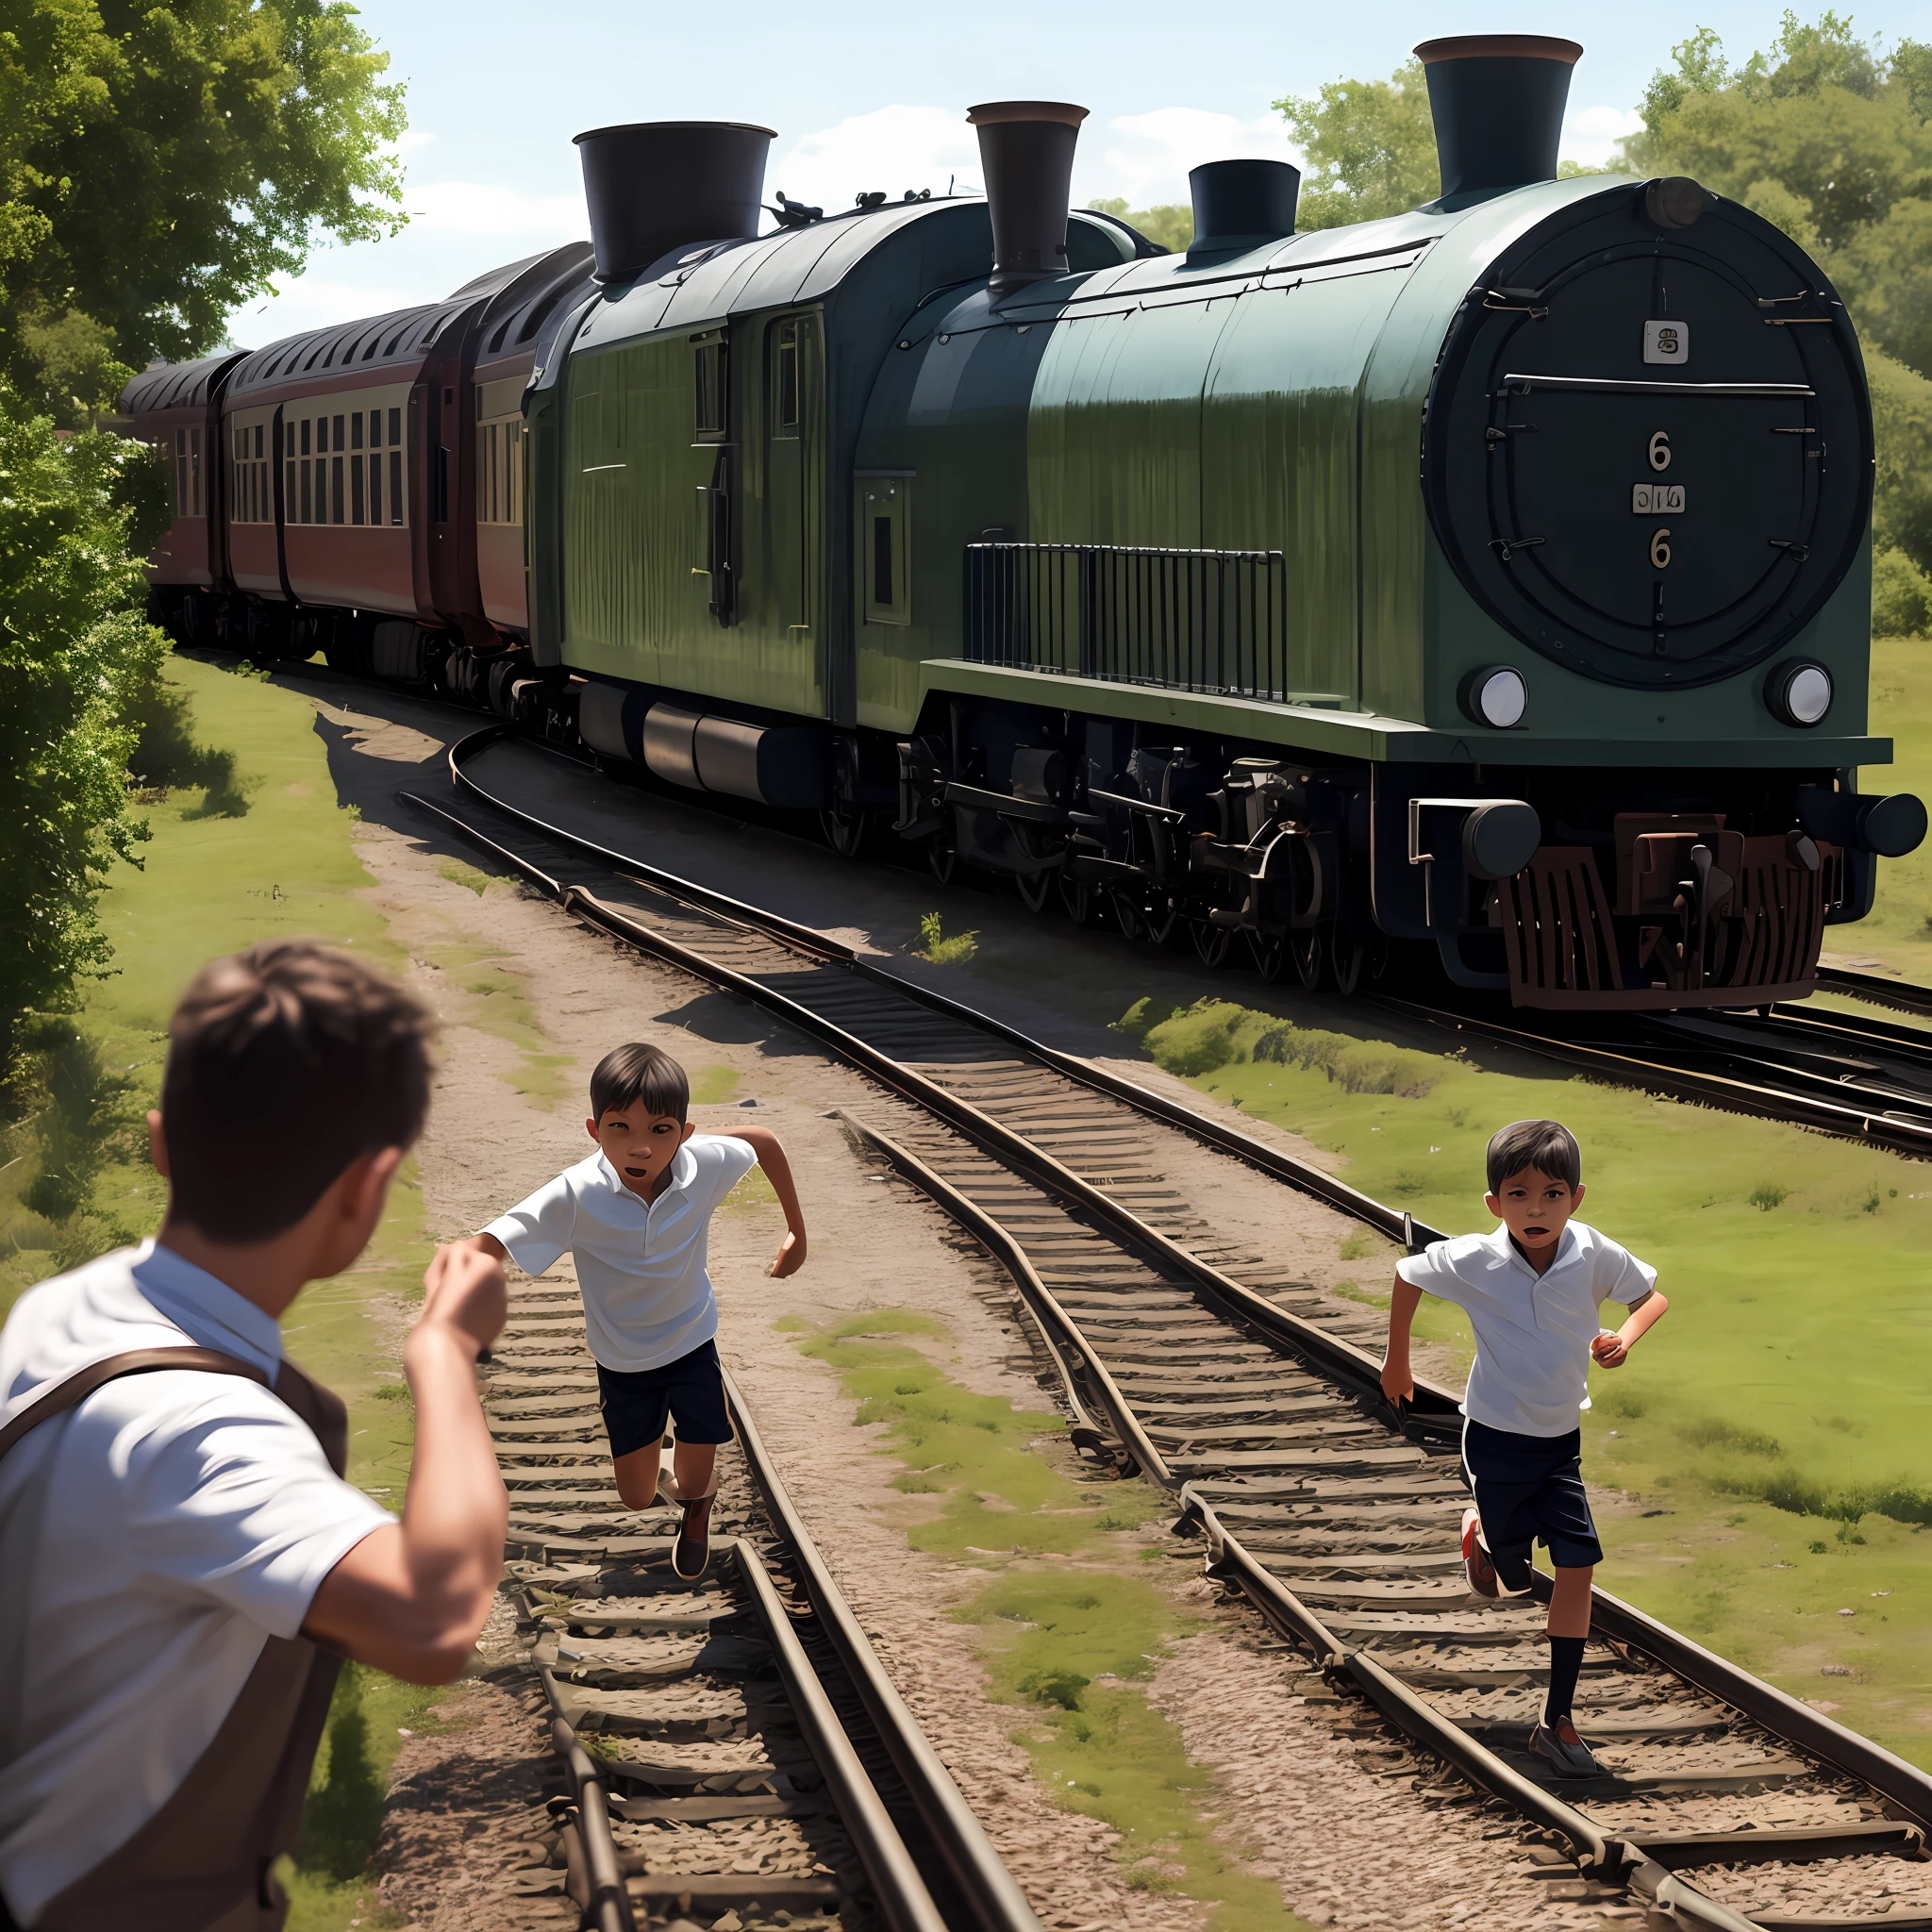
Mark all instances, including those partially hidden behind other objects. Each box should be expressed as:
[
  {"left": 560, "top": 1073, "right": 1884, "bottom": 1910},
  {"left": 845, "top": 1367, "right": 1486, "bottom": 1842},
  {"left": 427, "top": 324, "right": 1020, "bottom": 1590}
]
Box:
[
  {"left": 1058, "top": 874, "right": 1102, "bottom": 927},
  {"left": 1191, "top": 918, "right": 1234, "bottom": 969},
  {"left": 1293, "top": 927, "right": 1324, "bottom": 991},
  {"left": 1140, "top": 896, "right": 1182, "bottom": 949},
  {"left": 1015, "top": 870, "right": 1055, "bottom": 914},
  {"left": 1330, "top": 924, "right": 1367, "bottom": 996},
  {"left": 926, "top": 830, "right": 958, "bottom": 887},
  {"left": 1249, "top": 931, "right": 1291, "bottom": 983},
  {"left": 821, "top": 808, "right": 867, "bottom": 860},
  {"left": 1108, "top": 891, "right": 1141, "bottom": 942}
]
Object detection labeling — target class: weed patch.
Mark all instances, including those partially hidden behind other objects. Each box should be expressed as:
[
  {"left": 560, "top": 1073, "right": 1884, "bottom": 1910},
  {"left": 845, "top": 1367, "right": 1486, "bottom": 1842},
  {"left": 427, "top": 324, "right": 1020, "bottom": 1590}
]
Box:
[{"left": 914, "top": 911, "right": 978, "bottom": 965}]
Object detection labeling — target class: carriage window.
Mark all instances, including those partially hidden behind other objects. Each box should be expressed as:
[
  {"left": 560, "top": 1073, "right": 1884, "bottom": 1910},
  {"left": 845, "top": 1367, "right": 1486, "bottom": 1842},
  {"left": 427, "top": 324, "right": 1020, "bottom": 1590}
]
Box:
[
  {"left": 351, "top": 412, "right": 363, "bottom": 451},
  {"left": 859, "top": 479, "right": 910, "bottom": 625},
  {"left": 175, "top": 429, "right": 189, "bottom": 514},
  {"left": 774, "top": 323, "right": 800, "bottom": 438},
  {"left": 389, "top": 406, "right": 402, "bottom": 445},
  {"left": 389, "top": 448, "right": 404, "bottom": 523},
  {"left": 332, "top": 414, "right": 344, "bottom": 453},
  {"left": 368, "top": 451, "right": 382, "bottom": 525},
  {"left": 694, "top": 340, "right": 727, "bottom": 442},
  {"left": 350, "top": 447, "right": 365, "bottom": 524},
  {"left": 190, "top": 427, "right": 201, "bottom": 516},
  {"left": 300, "top": 457, "right": 312, "bottom": 524},
  {"left": 369, "top": 408, "right": 382, "bottom": 447},
  {"left": 331, "top": 454, "right": 344, "bottom": 524}
]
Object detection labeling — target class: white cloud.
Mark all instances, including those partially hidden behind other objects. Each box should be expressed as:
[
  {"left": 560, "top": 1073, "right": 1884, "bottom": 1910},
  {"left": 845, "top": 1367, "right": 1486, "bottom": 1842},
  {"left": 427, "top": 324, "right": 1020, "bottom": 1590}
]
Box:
[
  {"left": 402, "top": 179, "right": 582, "bottom": 238},
  {"left": 1561, "top": 104, "right": 1644, "bottom": 168},
  {"left": 231, "top": 277, "right": 428, "bottom": 343},
  {"left": 771, "top": 106, "right": 981, "bottom": 212},
  {"left": 395, "top": 128, "right": 438, "bottom": 155},
  {"left": 1083, "top": 107, "right": 1293, "bottom": 208},
  {"left": 774, "top": 102, "right": 1296, "bottom": 220}
]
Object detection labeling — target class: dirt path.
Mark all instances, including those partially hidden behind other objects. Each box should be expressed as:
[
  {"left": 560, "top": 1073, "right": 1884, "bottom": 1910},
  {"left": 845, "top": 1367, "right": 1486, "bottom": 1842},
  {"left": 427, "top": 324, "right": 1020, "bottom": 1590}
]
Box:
[{"left": 289, "top": 675, "right": 1533, "bottom": 1931}]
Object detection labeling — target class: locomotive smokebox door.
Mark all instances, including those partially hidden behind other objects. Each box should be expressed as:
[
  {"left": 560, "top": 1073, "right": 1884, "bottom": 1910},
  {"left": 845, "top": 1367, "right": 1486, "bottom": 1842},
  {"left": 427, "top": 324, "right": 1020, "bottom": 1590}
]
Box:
[{"left": 1423, "top": 178, "right": 1872, "bottom": 693}]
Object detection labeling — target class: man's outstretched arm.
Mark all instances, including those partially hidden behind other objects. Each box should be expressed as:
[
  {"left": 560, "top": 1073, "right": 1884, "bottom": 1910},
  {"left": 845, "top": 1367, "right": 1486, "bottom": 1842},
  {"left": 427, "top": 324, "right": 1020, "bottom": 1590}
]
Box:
[
  {"left": 1591, "top": 1286, "right": 1669, "bottom": 1369},
  {"left": 1381, "top": 1277, "right": 1423, "bottom": 1405},
  {"left": 737, "top": 1124, "right": 807, "bottom": 1278},
  {"left": 303, "top": 1242, "right": 508, "bottom": 1683}
]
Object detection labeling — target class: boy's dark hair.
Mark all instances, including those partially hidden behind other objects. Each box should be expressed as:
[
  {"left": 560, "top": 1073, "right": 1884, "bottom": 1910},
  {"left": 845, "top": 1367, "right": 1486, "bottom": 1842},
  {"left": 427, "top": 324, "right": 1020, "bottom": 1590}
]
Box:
[
  {"left": 591, "top": 1042, "right": 689, "bottom": 1125},
  {"left": 1486, "top": 1119, "right": 1581, "bottom": 1194},
  {"left": 161, "top": 940, "right": 436, "bottom": 1242}
]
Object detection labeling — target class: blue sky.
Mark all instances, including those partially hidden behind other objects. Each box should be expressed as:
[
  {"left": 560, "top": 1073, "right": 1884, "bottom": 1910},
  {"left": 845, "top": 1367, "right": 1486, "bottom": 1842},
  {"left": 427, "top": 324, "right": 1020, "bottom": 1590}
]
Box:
[{"left": 234, "top": 1, "right": 1930, "bottom": 345}]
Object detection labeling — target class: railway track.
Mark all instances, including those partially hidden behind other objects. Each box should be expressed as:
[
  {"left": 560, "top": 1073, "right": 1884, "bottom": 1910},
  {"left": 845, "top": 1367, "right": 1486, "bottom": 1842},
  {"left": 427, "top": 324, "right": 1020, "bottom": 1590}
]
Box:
[
  {"left": 487, "top": 1261, "right": 1040, "bottom": 1932},
  {"left": 402, "top": 726, "right": 1932, "bottom": 1932}
]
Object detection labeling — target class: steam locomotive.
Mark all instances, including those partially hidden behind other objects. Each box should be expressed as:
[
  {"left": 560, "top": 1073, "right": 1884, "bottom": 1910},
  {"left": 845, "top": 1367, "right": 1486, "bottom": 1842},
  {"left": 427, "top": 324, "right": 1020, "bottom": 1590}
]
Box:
[{"left": 122, "top": 34, "right": 1927, "bottom": 1010}]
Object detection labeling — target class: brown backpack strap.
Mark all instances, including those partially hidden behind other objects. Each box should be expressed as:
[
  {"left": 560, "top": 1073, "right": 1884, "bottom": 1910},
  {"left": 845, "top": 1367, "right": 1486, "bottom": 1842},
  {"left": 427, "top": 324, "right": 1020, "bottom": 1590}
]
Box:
[{"left": 0, "top": 1348, "right": 269, "bottom": 1465}]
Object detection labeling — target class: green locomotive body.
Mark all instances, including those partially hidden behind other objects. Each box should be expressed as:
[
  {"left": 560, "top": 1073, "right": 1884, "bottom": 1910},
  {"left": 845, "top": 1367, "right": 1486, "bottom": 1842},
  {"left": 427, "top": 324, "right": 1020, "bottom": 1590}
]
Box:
[{"left": 125, "top": 37, "right": 1927, "bottom": 1009}]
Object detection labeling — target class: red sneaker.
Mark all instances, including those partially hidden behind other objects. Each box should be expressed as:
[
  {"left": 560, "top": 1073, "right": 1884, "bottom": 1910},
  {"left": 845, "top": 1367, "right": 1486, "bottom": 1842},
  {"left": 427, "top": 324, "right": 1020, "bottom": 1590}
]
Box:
[{"left": 1461, "top": 1507, "right": 1499, "bottom": 1598}]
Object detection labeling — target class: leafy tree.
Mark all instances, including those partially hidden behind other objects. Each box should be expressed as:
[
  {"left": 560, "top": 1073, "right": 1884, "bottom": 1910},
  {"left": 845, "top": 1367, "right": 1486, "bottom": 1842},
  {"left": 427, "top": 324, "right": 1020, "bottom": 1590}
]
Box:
[
  {"left": 0, "top": 0, "right": 408, "bottom": 422},
  {"left": 1087, "top": 197, "right": 1192, "bottom": 253},
  {"left": 1625, "top": 12, "right": 1932, "bottom": 625},
  {"left": 1274, "top": 58, "right": 1441, "bottom": 229},
  {"left": 0, "top": 414, "right": 171, "bottom": 1079}
]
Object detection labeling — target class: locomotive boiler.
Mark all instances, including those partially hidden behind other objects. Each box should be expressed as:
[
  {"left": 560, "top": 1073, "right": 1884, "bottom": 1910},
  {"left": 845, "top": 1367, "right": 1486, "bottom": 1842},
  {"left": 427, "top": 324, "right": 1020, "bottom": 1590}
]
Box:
[{"left": 123, "top": 34, "right": 1926, "bottom": 1009}]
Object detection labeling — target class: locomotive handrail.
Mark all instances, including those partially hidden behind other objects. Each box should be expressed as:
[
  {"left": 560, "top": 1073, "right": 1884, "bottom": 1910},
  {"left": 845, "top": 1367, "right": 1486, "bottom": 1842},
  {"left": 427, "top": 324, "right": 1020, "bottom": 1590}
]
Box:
[{"left": 1501, "top": 372, "right": 1815, "bottom": 397}]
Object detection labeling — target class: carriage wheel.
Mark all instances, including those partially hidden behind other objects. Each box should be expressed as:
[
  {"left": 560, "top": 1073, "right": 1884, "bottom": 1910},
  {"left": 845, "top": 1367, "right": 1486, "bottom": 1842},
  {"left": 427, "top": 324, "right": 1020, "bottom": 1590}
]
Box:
[
  {"left": 1016, "top": 869, "right": 1055, "bottom": 913},
  {"left": 1191, "top": 918, "right": 1234, "bottom": 968},
  {"left": 1250, "top": 931, "right": 1291, "bottom": 983},
  {"left": 1108, "top": 891, "right": 1141, "bottom": 942},
  {"left": 821, "top": 808, "right": 867, "bottom": 859},
  {"left": 926, "top": 830, "right": 958, "bottom": 886},
  {"left": 1141, "top": 896, "right": 1183, "bottom": 949},
  {"left": 1293, "top": 927, "right": 1325, "bottom": 991},
  {"left": 1330, "top": 924, "right": 1367, "bottom": 996}
]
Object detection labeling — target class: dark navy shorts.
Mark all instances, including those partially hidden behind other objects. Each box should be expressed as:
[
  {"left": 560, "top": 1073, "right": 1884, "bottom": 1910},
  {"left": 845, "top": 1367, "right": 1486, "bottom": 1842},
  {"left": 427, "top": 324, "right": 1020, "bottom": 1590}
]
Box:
[
  {"left": 1462, "top": 1417, "right": 1604, "bottom": 1587},
  {"left": 596, "top": 1341, "right": 733, "bottom": 1458}
]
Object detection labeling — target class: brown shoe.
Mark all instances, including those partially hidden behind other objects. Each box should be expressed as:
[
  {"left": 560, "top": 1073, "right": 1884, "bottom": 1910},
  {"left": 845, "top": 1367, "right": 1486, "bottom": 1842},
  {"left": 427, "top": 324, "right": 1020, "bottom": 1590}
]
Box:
[{"left": 672, "top": 1488, "right": 716, "bottom": 1579}]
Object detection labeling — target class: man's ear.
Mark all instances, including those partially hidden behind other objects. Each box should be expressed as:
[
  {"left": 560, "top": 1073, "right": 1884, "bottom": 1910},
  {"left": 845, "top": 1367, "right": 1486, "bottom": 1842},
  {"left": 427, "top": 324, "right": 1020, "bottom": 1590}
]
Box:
[
  {"left": 679, "top": 1120, "right": 695, "bottom": 1143},
  {"left": 1570, "top": 1181, "right": 1587, "bottom": 1212},
  {"left": 1484, "top": 1191, "right": 1502, "bottom": 1218},
  {"left": 148, "top": 1110, "right": 171, "bottom": 1178},
  {"left": 344, "top": 1146, "right": 406, "bottom": 1224},
  {"left": 586, "top": 1116, "right": 601, "bottom": 1143}
]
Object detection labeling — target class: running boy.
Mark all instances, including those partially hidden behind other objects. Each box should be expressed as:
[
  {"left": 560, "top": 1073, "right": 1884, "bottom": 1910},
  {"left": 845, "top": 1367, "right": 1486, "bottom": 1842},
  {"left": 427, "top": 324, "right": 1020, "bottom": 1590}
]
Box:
[
  {"left": 469, "top": 1042, "right": 806, "bottom": 1580},
  {"left": 1378, "top": 1119, "right": 1668, "bottom": 1779}
]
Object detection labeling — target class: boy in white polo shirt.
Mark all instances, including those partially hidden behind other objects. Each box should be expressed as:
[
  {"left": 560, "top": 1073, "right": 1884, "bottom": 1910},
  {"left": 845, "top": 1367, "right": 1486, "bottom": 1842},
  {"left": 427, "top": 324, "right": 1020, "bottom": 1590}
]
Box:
[
  {"left": 470, "top": 1041, "right": 807, "bottom": 1580},
  {"left": 1379, "top": 1118, "right": 1669, "bottom": 1780}
]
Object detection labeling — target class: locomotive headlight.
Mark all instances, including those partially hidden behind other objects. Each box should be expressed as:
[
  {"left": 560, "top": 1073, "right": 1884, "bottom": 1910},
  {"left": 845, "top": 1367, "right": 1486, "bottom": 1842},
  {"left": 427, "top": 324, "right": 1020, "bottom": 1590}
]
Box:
[
  {"left": 1458, "top": 665, "right": 1527, "bottom": 729},
  {"left": 1767, "top": 660, "right": 1833, "bottom": 727}
]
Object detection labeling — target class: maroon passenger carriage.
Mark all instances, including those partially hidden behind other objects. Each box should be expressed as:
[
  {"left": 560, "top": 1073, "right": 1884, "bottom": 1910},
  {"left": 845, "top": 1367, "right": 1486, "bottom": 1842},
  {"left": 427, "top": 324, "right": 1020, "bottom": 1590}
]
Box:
[{"left": 119, "top": 242, "right": 593, "bottom": 700}]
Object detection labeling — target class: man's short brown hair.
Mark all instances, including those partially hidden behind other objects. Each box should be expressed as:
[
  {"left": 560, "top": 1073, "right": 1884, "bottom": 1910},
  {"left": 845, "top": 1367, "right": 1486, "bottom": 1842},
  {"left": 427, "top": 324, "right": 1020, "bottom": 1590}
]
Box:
[
  {"left": 1486, "top": 1119, "right": 1581, "bottom": 1194},
  {"left": 160, "top": 940, "right": 436, "bottom": 1241}
]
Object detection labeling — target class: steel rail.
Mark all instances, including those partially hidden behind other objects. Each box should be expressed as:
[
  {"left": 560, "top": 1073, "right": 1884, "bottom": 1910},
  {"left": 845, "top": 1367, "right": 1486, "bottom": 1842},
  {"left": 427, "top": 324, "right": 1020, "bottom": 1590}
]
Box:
[
  {"left": 550, "top": 1713, "right": 638, "bottom": 1932},
  {"left": 721, "top": 1367, "right": 1045, "bottom": 1932},
  {"left": 1373, "top": 993, "right": 1932, "bottom": 1157},
  {"left": 398, "top": 777, "right": 1465, "bottom": 1435},
  {"left": 730, "top": 1541, "right": 954, "bottom": 1932},
  {"left": 408, "top": 733, "right": 1932, "bottom": 1927},
  {"left": 1818, "top": 964, "right": 1932, "bottom": 1020},
  {"left": 441, "top": 725, "right": 1437, "bottom": 1251}
]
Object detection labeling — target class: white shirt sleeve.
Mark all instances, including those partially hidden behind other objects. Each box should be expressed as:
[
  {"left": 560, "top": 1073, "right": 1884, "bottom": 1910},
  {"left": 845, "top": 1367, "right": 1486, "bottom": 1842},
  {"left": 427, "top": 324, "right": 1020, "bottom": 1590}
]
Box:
[
  {"left": 691, "top": 1134, "right": 759, "bottom": 1213},
  {"left": 1594, "top": 1239, "right": 1659, "bottom": 1307},
  {"left": 1395, "top": 1241, "right": 1470, "bottom": 1307},
  {"left": 484, "top": 1169, "right": 579, "bottom": 1277},
  {"left": 111, "top": 1375, "right": 395, "bottom": 1639}
]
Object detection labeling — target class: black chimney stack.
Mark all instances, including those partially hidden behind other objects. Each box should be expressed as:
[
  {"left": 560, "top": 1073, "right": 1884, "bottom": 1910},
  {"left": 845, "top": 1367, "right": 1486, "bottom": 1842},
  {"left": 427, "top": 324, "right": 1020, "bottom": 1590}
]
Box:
[
  {"left": 574, "top": 121, "right": 776, "bottom": 282},
  {"left": 967, "top": 101, "right": 1089, "bottom": 294},
  {"left": 1188, "top": 158, "right": 1301, "bottom": 254},
  {"left": 1413, "top": 36, "right": 1582, "bottom": 207}
]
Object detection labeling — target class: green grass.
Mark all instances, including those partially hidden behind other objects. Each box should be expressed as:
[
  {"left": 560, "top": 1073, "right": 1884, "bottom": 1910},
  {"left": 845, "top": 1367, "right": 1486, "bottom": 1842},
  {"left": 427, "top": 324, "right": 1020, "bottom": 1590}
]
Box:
[
  {"left": 1846, "top": 635, "right": 1932, "bottom": 977},
  {"left": 783, "top": 1311, "right": 1316, "bottom": 1932},
  {"left": 914, "top": 909, "right": 979, "bottom": 965},
  {"left": 1114, "top": 992, "right": 1932, "bottom": 1764},
  {"left": 690, "top": 1063, "right": 741, "bottom": 1106},
  {"left": 0, "top": 655, "right": 449, "bottom": 1925}
]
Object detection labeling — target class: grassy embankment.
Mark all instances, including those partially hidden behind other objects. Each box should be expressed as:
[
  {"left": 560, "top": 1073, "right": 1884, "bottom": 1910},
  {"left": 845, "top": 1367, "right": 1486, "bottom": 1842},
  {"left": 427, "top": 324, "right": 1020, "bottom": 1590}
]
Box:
[
  {"left": 0, "top": 655, "right": 488, "bottom": 1930},
  {"left": 1104, "top": 992, "right": 1932, "bottom": 1765},
  {"left": 779, "top": 1309, "right": 1320, "bottom": 1932}
]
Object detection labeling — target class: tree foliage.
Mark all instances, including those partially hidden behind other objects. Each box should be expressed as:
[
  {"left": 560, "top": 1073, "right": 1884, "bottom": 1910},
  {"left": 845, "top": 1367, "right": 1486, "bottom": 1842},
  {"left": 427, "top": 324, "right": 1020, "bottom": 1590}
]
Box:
[
  {"left": 1625, "top": 11, "right": 1932, "bottom": 628},
  {"left": 1087, "top": 197, "right": 1193, "bottom": 253},
  {"left": 1274, "top": 58, "right": 1441, "bottom": 229},
  {"left": 0, "top": 414, "right": 171, "bottom": 1075},
  {"left": 0, "top": 0, "right": 408, "bottom": 421}
]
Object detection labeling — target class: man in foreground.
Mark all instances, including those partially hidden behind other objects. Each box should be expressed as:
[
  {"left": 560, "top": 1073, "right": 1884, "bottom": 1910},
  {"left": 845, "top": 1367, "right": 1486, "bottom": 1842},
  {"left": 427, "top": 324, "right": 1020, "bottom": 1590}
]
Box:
[{"left": 0, "top": 940, "right": 508, "bottom": 1930}]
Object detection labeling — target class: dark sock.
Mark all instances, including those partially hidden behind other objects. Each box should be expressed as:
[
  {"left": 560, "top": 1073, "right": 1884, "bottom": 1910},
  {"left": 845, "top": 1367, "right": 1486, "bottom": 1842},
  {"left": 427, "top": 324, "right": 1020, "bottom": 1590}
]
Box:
[{"left": 1544, "top": 1635, "right": 1585, "bottom": 1729}]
